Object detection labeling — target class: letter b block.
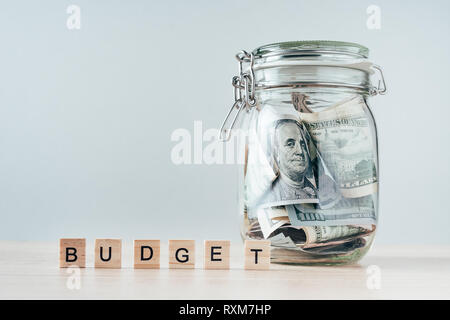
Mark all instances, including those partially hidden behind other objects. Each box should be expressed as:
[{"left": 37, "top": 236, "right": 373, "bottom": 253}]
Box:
[
  {"left": 134, "top": 240, "right": 160, "bottom": 269},
  {"left": 95, "top": 239, "right": 122, "bottom": 268},
  {"left": 169, "top": 240, "right": 195, "bottom": 269},
  {"left": 244, "top": 240, "right": 270, "bottom": 270},
  {"left": 59, "top": 238, "right": 86, "bottom": 268}
]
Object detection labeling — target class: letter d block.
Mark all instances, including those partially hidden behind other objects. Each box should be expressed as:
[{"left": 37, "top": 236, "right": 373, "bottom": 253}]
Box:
[
  {"left": 95, "top": 239, "right": 122, "bottom": 269},
  {"left": 134, "top": 240, "right": 160, "bottom": 269},
  {"left": 169, "top": 240, "right": 195, "bottom": 269},
  {"left": 59, "top": 238, "right": 86, "bottom": 268},
  {"left": 204, "top": 240, "right": 230, "bottom": 269},
  {"left": 244, "top": 240, "right": 270, "bottom": 270}
]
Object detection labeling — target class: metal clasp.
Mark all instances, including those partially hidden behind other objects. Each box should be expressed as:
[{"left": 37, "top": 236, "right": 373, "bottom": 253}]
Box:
[
  {"left": 369, "top": 64, "right": 387, "bottom": 96},
  {"left": 219, "top": 50, "right": 256, "bottom": 142}
]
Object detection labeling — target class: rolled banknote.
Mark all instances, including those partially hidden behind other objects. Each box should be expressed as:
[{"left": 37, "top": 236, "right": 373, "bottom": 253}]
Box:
[
  {"left": 301, "top": 225, "right": 370, "bottom": 246},
  {"left": 277, "top": 224, "right": 371, "bottom": 251},
  {"left": 257, "top": 206, "right": 373, "bottom": 246},
  {"left": 286, "top": 196, "right": 376, "bottom": 227},
  {"left": 270, "top": 237, "right": 367, "bottom": 262},
  {"left": 299, "top": 96, "right": 378, "bottom": 198}
]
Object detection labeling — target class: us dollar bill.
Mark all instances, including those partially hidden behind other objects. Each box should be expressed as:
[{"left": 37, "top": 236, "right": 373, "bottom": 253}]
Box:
[
  {"left": 300, "top": 225, "right": 371, "bottom": 247},
  {"left": 245, "top": 107, "right": 341, "bottom": 212},
  {"left": 278, "top": 224, "right": 371, "bottom": 249},
  {"left": 286, "top": 195, "right": 376, "bottom": 227},
  {"left": 258, "top": 205, "right": 374, "bottom": 245},
  {"left": 266, "top": 206, "right": 289, "bottom": 220},
  {"left": 244, "top": 111, "right": 277, "bottom": 210},
  {"left": 299, "top": 96, "right": 378, "bottom": 198},
  {"left": 268, "top": 233, "right": 297, "bottom": 249},
  {"left": 257, "top": 207, "right": 289, "bottom": 239}
]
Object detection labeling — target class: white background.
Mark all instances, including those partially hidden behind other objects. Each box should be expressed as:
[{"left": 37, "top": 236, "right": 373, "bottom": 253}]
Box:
[{"left": 0, "top": 0, "right": 449, "bottom": 244}]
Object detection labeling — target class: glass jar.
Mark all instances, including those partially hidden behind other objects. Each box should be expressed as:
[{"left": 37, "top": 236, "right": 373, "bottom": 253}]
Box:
[{"left": 220, "top": 41, "right": 386, "bottom": 265}]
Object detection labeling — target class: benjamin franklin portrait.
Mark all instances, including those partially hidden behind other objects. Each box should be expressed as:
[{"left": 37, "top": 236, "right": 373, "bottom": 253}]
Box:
[{"left": 260, "top": 119, "right": 319, "bottom": 206}]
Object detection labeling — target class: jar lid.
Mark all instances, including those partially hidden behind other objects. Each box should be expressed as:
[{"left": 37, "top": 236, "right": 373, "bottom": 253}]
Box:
[
  {"left": 220, "top": 42, "right": 385, "bottom": 141},
  {"left": 252, "top": 41, "right": 369, "bottom": 60}
]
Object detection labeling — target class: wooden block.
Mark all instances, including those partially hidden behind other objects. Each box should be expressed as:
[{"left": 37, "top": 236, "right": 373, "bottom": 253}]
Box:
[
  {"left": 95, "top": 239, "right": 122, "bottom": 269},
  {"left": 59, "top": 238, "right": 86, "bottom": 268},
  {"left": 134, "top": 240, "right": 160, "bottom": 269},
  {"left": 204, "top": 240, "right": 230, "bottom": 270},
  {"left": 169, "top": 240, "right": 195, "bottom": 269},
  {"left": 244, "top": 240, "right": 271, "bottom": 270}
]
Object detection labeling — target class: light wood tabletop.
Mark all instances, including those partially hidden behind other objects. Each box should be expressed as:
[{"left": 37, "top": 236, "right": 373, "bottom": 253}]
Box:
[{"left": 0, "top": 241, "right": 449, "bottom": 299}]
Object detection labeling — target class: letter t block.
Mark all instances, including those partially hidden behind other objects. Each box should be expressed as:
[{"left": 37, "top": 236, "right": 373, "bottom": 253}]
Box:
[{"left": 244, "top": 240, "right": 270, "bottom": 270}]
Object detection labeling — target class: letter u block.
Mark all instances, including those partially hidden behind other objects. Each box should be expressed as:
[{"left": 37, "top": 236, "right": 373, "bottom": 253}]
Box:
[
  {"left": 169, "top": 240, "right": 195, "bottom": 269},
  {"left": 59, "top": 238, "right": 86, "bottom": 268},
  {"left": 95, "top": 239, "right": 122, "bottom": 269}
]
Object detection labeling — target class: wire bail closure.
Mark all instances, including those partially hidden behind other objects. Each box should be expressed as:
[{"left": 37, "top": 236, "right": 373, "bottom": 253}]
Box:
[
  {"left": 369, "top": 64, "right": 387, "bottom": 96},
  {"left": 219, "top": 50, "right": 257, "bottom": 142}
]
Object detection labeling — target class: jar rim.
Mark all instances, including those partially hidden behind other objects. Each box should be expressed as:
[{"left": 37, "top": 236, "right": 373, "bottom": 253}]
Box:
[{"left": 252, "top": 41, "right": 369, "bottom": 59}]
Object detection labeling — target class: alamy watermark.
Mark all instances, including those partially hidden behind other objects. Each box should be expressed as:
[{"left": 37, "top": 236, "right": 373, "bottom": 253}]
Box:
[
  {"left": 66, "top": 5, "right": 81, "bottom": 30},
  {"left": 170, "top": 121, "right": 247, "bottom": 165},
  {"left": 66, "top": 266, "right": 81, "bottom": 290},
  {"left": 366, "top": 264, "right": 381, "bottom": 290},
  {"left": 366, "top": 5, "right": 381, "bottom": 30}
]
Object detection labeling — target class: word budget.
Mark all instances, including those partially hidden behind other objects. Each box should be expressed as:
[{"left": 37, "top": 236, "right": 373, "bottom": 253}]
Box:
[{"left": 59, "top": 239, "right": 271, "bottom": 270}]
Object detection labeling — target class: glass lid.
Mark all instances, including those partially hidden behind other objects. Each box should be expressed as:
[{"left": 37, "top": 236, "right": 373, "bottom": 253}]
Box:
[{"left": 253, "top": 41, "right": 369, "bottom": 59}]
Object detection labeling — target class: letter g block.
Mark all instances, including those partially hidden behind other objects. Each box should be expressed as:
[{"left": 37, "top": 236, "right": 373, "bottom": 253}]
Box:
[{"left": 169, "top": 240, "right": 195, "bottom": 269}]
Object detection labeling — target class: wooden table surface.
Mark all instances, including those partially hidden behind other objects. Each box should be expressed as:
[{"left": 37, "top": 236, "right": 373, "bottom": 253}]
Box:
[{"left": 0, "top": 241, "right": 449, "bottom": 299}]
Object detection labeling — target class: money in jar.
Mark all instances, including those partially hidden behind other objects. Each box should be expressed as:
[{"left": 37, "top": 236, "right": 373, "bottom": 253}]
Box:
[{"left": 219, "top": 41, "right": 387, "bottom": 265}]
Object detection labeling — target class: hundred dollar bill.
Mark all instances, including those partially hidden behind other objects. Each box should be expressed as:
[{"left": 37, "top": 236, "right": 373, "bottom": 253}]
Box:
[
  {"left": 300, "top": 225, "right": 370, "bottom": 247},
  {"left": 257, "top": 206, "right": 374, "bottom": 246},
  {"left": 286, "top": 195, "right": 376, "bottom": 227},
  {"left": 244, "top": 112, "right": 277, "bottom": 210},
  {"left": 299, "top": 96, "right": 378, "bottom": 198},
  {"left": 278, "top": 225, "right": 371, "bottom": 249},
  {"left": 266, "top": 206, "right": 289, "bottom": 220},
  {"left": 276, "top": 226, "right": 371, "bottom": 254},
  {"left": 257, "top": 207, "right": 289, "bottom": 239},
  {"left": 268, "top": 233, "right": 297, "bottom": 249},
  {"left": 246, "top": 109, "right": 341, "bottom": 211},
  {"left": 271, "top": 237, "right": 367, "bottom": 261}
]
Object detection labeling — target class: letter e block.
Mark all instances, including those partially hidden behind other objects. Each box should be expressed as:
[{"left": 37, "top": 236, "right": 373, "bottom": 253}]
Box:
[
  {"left": 169, "top": 240, "right": 195, "bottom": 269},
  {"left": 204, "top": 240, "right": 230, "bottom": 269},
  {"left": 59, "top": 238, "right": 86, "bottom": 268},
  {"left": 244, "top": 240, "right": 270, "bottom": 270},
  {"left": 134, "top": 240, "right": 160, "bottom": 269},
  {"left": 95, "top": 239, "right": 122, "bottom": 269}
]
